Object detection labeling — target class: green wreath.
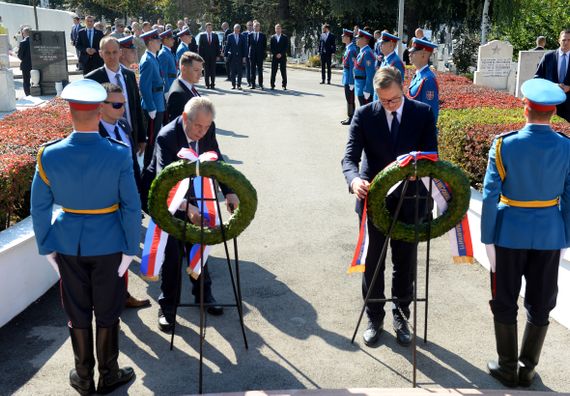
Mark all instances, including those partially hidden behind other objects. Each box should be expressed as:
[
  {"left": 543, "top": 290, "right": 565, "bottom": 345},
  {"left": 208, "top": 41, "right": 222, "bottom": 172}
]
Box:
[
  {"left": 367, "top": 159, "right": 470, "bottom": 243},
  {"left": 148, "top": 160, "right": 257, "bottom": 245}
]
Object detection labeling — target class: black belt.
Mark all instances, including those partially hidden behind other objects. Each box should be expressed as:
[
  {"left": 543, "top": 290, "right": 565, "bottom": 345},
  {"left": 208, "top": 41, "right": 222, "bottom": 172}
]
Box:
[
  {"left": 167, "top": 73, "right": 177, "bottom": 78},
  {"left": 152, "top": 87, "right": 163, "bottom": 92},
  {"left": 354, "top": 76, "right": 365, "bottom": 80},
  {"left": 344, "top": 66, "right": 350, "bottom": 69}
]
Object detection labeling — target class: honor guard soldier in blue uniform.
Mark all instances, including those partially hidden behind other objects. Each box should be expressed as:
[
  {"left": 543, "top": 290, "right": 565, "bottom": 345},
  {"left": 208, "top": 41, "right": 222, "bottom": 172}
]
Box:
[
  {"left": 408, "top": 38, "right": 439, "bottom": 122},
  {"left": 157, "top": 29, "right": 177, "bottom": 94},
  {"left": 482, "top": 78, "right": 570, "bottom": 388},
  {"left": 341, "top": 29, "right": 358, "bottom": 125},
  {"left": 176, "top": 28, "right": 197, "bottom": 64},
  {"left": 374, "top": 31, "right": 405, "bottom": 101},
  {"left": 139, "top": 29, "right": 165, "bottom": 167},
  {"left": 353, "top": 29, "right": 375, "bottom": 106},
  {"left": 30, "top": 79, "right": 141, "bottom": 395}
]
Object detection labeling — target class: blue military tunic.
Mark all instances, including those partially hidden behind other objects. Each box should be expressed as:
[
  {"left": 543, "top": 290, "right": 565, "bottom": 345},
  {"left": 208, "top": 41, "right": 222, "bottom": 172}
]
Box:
[
  {"left": 139, "top": 50, "right": 165, "bottom": 113},
  {"left": 481, "top": 125, "right": 570, "bottom": 250},
  {"left": 176, "top": 41, "right": 189, "bottom": 63},
  {"left": 157, "top": 45, "right": 177, "bottom": 94},
  {"left": 342, "top": 42, "right": 358, "bottom": 86},
  {"left": 408, "top": 64, "right": 439, "bottom": 122},
  {"left": 30, "top": 132, "right": 142, "bottom": 256},
  {"left": 373, "top": 51, "right": 406, "bottom": 101},
  {"left": 354, "top": 46, "right": 375, "bottom": 98},
  {"left": 373, "top": 40, "right": 383, "bottom": 69}
]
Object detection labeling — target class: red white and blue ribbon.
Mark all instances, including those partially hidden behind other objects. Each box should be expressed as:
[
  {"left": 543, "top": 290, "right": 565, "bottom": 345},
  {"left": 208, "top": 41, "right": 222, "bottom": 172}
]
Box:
[
  {"left": 348, "top": 152, "right": 473, "bottom": 273},
  {"left": 140, "top": 147, "right": 219, "bottom": 281}
]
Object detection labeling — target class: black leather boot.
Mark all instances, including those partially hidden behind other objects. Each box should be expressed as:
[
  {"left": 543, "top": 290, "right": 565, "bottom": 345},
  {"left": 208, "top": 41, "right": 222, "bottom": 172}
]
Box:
[
  {"left": 487, "top": 320, "right": 518, "bottom": 387},
  {"left": 96, "top": 323, "right": 135, "bottom": 394},
  {"left": 68, "top": 327, "right": 95, "bottom": 395},
  {"left": 518, "top": 321, "right": 549, "bottom": 387}
]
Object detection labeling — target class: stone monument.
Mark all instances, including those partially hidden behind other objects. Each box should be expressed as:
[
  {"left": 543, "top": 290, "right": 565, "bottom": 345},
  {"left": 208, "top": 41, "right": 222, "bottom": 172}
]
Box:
[
  {"left": 29, "top": 31, "right": 69, "bottom": 95},
  {"left": 515, "top": 50, "right": 547, "bottom": 98},
  {"left": 0, "top": 34, "right": 16, "bottom": 111},
  {"left": 473, "top": 40, "right": 513, "bottom": 90}
]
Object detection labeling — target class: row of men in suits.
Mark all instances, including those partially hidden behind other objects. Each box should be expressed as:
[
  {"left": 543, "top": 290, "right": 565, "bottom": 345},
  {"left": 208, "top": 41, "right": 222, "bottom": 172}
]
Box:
[{"left": 217, "top": 21, "right": 288, "bottom": 90}]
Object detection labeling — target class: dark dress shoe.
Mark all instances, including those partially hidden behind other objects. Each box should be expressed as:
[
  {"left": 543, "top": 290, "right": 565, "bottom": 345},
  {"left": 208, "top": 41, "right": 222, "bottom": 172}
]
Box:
[
  {"left": 250, "top": 85, "right": 256, "bottom": 89},
  {"left": 260, "top": 85, "right": 264, "bottom": 90},
  {"left": 158, "top": 310, "right": 174, "bottom": 333},
  {"left": 393, "top": 313, "right": 412, "bottom": 346},
  {"left": 195, "top": 296, "right": 224, "bottom": 316},
  {"left": 283, "top": 86, "right": 287, "bottom": 90},
  {"left": 327, "top": 81, "right": 331, "bottom": 84},
  {"left": 271, "top": 86, "right": 275, "bottom": 90},
  {"left": 231, "top": 86, "right": 236, "bottom": 89},
  {"left": 320, "top": 81, "right": 325, "bottom": 84},
  {"left": 97, "top": 367, "right": 135, "bottom": 394},
  {"left": 125, "top": 295, "right": 151, "bottom": 309},
  {"left": 363, "top": 320, "right": 383, "bottom": 346},
  {"left": 340, "top": 117, "right": 352, "bottom": 125}
]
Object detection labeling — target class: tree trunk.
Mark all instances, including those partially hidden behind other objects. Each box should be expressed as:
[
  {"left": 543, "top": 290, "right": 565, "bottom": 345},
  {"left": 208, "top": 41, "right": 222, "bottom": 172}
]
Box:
[{"left": 481, "top": 0, "right": 490, "bottom": 45}]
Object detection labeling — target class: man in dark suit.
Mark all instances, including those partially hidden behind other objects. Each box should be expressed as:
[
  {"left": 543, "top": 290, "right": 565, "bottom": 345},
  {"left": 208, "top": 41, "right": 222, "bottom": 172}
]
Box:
[
  {"left": 270, "top": 23, "right": 289, "bottom": 90},
  {"left": 198, "top": 22, "right": 220, "bottom": 89},
  {"left": 533, "top": 36, "right": 546, "bottom": 51},
  {"left": 319, "top": 23, "right": 336, "bottom": 84},
  {"left": 248, "top": 21, "right": 266, "bottom": 89},
  {"left": 242, "top": 20, "right": 254, "bottom": 87},
  {"left": 17, "top": 26, "right": 32, "bottom": 96},
  {"left": 221, "top": 22, "right": 231, "bottom": 81},
  {"left": 224, "top": 24, "right": 247, "bottom": 90},
  {"left": 76, "top": 15, "right": 104, "bottom": 75},
  {"left": 141, "top": 97, "right": 239, "bottom": 332},
  {"left": 166, "top": 51, "right": 204, "bottom": 121},
  {"left": 85, "top": 36, "right": 147, "bottom": 154},
  {"left": 342, "top": 66, "right": 438, "bottom": 347},
  {"left": 70, "top": 16, "right": 83, "bottom": 70},
  {"left": 535, "top": 29, "right": 570, "bottom": 122}
]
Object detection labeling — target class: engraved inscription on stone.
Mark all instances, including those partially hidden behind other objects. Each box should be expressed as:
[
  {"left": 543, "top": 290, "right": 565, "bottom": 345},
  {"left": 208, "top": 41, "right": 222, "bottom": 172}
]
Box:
[{"left": 30, "top": 31, "right": 69, "bottom": 94}]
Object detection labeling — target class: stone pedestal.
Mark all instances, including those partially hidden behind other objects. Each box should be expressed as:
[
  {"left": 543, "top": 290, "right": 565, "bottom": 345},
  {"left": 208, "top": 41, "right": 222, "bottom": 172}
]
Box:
[
  {"left": 473, "top": 40, "right": 513, "bottom": 90},
  {"left": 515, "top": 50, "right": 546, "bottom": 98},
  {"left": 0, "top": 69, "right": 16, "bottom": 111}
]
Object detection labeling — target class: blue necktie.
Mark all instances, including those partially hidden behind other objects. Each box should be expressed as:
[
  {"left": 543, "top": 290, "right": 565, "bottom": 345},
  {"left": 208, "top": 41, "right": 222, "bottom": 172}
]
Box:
[
  {"left": 560, "top": 53, "right": 567, "bottom": 84},
  {"left": 88, "top": 29, "right": 93, "bottom": 47}
]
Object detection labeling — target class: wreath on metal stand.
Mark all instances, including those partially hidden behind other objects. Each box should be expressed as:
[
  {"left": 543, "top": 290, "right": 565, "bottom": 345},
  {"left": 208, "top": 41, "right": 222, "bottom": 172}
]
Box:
[
  {"left": 367, "top": 157, "right": 470, "bottom": 242},
  {"left": 148, "top": 159, "right": 258, "bottom": 244}
]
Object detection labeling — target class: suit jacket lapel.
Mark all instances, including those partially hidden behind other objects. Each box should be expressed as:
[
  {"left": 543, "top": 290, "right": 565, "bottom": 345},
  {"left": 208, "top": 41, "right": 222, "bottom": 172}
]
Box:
[
  {"left": 98, "top": 122, "right": 110, "bottom": 138},
  {"left": 175, "top": 118, "right": 190, "bottom": 149}
]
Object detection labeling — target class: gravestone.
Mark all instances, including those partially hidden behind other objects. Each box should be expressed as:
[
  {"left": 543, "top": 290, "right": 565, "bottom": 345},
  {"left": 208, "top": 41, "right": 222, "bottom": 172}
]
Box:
[
  {"left": 29, "top": 31, "right": 69, "bottom": 95},
  {"left": 0, "top": 34, "right": 16, "bottom": 111},
  {"left": 515, "top": 50, "right": 546, "bottom": 98},
  {"left": 473, "top": 40, "right": 513, "bottom": 90}
]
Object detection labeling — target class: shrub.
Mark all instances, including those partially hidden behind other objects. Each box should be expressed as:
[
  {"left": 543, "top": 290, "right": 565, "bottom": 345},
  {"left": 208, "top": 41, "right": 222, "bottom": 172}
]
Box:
[
  {"left": 0, "top": 98, "right": 71, "bottom": 230},
  {"left": 307, "top": 54, "right": 321, "bottom": 67},
  {"left": 452, "top": 29, "right": 479, "bottom": 74}
]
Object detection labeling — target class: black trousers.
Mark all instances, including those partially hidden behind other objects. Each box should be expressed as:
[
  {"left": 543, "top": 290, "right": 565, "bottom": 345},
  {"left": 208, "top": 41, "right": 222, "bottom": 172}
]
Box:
[
  {"left": 58, "top": 252, "right": 125, "bottom": 329},
  {"left": 225, "top": 58, "right": 231, "bottom": 80},
  {"left": 143, "top": 110, "right": 163, "bottom": 168},
  {"left": 229, "top": 59, "right": 243, "bottom": 87},
  {"left": 321, "top": 54, "right": 332, "bottom": 82},
  {"left": 344, "top": 84, "right": 355, "bottom": 117},
  {"left": 159, "top": 235, "right": 213, "bottom": 319},
  {"left": 357, "top": 95, "right": 372, "bottom": 106},
  {"left": 244, "top": 56, "right": 251, "bottom": 84},
  {"left": 271, "top": 56, "right": 287, "bottom": 88},
  {"left": 204, "top": 56, "right": 217, "bottom": 87},
  {"left": 250, "top": 57, "right": 263, "bottom": 87},
  {"left": 22, "top": 68, "right": 31, "bottom": 96},
  {"left": 491, "top": 246, "right": 560, "bottom": 326}
]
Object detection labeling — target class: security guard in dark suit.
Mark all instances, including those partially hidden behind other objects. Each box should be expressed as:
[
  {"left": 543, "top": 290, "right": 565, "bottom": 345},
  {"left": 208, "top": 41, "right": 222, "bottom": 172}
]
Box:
[
  {"left": 30, "top": 79, "right": 140, "bottom": 395},
  {"left": 17, "top": 26, "right": 32, "bottom": 96},
  {"left": 319, "top": 23, "right": 336, "bottom": 84},
  {"left": 481, "top": 78, "right": 570, "bottom": 388}
]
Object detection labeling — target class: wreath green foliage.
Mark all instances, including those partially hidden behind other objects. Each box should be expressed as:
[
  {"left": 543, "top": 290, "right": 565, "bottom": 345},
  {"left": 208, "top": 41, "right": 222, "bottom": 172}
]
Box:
[
  {"left": 367, "top": 160, "right": 470, "bottom": 243},
  {"left": 148, "top": 160, "right": 257, "bottom": 245}
]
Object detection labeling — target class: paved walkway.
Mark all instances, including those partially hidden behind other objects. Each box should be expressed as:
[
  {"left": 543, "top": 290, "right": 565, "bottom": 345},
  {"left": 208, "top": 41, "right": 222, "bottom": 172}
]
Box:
[{"left": 2, "top": 69, "right": 570, "bottom": 395}]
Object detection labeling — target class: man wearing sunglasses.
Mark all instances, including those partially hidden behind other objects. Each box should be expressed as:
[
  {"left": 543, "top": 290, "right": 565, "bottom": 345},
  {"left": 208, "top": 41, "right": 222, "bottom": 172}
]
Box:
[{"left": 342, "top": 66, "right": 437, "bottom": 348}]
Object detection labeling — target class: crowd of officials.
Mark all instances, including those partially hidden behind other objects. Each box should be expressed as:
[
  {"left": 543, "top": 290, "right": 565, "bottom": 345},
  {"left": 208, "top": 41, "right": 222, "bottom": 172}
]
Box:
[{"left": 21, "top": 10, "right": 570, "bottom": 394}]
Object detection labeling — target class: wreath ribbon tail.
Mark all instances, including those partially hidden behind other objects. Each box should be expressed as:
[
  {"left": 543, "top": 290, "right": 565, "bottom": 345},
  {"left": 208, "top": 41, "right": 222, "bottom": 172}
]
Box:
[
  {"left": 348, "top": 198, "right": 369, "bottom": 274},
  {"left": 421, "top": 177, "right": 474, "bottom": 264}
]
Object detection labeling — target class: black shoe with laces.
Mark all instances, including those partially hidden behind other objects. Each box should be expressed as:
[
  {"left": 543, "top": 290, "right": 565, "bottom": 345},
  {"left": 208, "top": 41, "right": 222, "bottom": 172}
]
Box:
[{"left": 393, "top": 312, "right": 412, "bottom": 346}]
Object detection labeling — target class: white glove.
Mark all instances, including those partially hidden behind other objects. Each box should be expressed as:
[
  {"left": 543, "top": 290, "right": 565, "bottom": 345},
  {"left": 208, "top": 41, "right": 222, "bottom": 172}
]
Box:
[
  {"left": 363, "top": 92, "right": 371, "bottom": 100},
  {"left": 118, "top": 255, "right": 134, "bottom": 277},
  {"left": 46, "top": 252, "right": 60, "bottom": 277},
  {"left": 148, "top": 110, "right": 157, "bottom": 120},
  {"left": 485, "top": 244, "right": 496, "bottom": 273},
  {"left": 349, "top": 84, "right": 354, "bottom": 91}
]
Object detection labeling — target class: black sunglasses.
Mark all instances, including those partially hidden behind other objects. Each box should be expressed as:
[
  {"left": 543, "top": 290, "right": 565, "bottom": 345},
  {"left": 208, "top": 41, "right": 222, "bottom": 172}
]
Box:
[{"left": 103, "top": 101, "right": 125, "bottom": 109}]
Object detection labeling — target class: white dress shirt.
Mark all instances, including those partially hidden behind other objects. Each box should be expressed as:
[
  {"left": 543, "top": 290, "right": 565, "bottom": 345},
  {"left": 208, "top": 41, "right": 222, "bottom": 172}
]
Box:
[
  {"left": 100, "top": 119, "right": 132, "bottom": 148},
  {"left": 384, "top": 98, "right": 405, "bottom": 132}
]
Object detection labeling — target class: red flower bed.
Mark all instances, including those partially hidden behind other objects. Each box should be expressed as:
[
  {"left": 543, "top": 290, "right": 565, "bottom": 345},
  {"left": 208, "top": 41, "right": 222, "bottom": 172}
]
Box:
[{"left": 0, "top": 98, "right": 71, "bottom": 230}]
